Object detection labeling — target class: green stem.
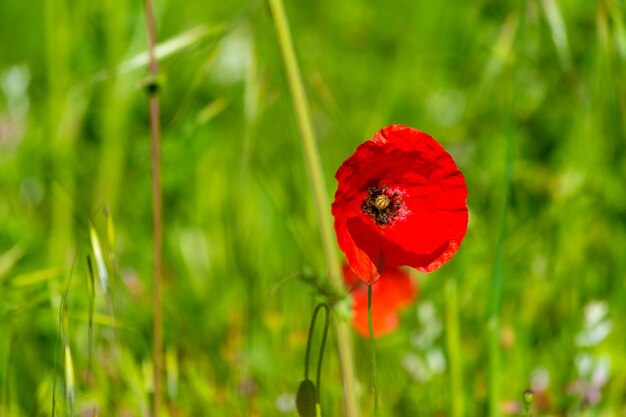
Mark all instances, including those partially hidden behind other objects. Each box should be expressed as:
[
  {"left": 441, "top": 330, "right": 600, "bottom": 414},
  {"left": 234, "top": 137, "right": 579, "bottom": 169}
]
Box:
[
  {"left": 445, "top": 279, "right": 464, "bottom": 417},
  {"left": 267, "top": 1, "right": 359, "bottom": 416},
  {"left": 487, "top": 316, "right": 501, "bottom": 417},
  {"left": 487, "top": 120, "right": 514, "bottom": 417},
  {"left": 368, "top": 285, "right": 379, "bottom": 417}
]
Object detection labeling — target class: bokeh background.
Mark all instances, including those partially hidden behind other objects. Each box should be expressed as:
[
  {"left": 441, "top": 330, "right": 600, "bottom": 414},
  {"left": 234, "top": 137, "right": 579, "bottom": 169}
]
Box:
[{"left": 1, "top": 0, "right": 625, "bottom": 416}]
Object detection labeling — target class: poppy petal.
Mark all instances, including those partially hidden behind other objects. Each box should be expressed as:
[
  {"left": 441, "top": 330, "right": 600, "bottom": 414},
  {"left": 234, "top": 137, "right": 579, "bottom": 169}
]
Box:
[{"left": 343, "top": 264, "right": 417, "bottom": 338}]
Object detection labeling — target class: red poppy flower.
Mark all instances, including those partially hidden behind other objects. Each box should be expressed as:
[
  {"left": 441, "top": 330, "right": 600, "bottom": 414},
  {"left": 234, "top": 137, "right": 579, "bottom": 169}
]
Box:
[
  {"left": 343, "top": 264, "right": 417, "bottom": 337},
  {"left": 332, "top": 124, "right": 468, "bottom": 283}
]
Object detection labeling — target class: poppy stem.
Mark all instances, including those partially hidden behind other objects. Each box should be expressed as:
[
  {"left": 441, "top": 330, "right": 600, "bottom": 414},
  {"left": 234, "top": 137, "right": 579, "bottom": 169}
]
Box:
[
  {"left": 267, "top": 1, "right": 359, "bottom": 416},
  {"left": 303, "top": 304, "right": 331, "bottom": 401},
  {"left": 368, "top": 284, "right": 379, "bottom": 417}
]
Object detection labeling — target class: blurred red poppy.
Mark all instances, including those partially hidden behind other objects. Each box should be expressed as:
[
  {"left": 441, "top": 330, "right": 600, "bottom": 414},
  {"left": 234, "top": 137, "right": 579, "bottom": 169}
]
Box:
[
  {"left": 343, "top": 264, "right": 417, "bottom": 337},
  {"left": 332, "top": 124, "right": 468, "bottom": 283}
]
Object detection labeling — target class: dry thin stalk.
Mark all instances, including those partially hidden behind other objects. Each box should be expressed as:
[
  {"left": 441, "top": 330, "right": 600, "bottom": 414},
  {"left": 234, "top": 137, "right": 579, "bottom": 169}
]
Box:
[{"left": 142, "top": 0, "right": 164, "bottom": 415}]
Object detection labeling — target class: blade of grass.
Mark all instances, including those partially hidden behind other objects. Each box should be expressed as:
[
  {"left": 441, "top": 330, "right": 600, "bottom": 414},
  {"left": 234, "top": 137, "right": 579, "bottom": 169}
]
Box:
[
  {"left": 52, "top": 252, "right": 78, "bottom": 417},
  {"left": 166, "top": 345, "right": 179, "bottom": 400},
  {"left": 0, "top": 246, "right": 23, "bottom": 282},
  {"left": 44, "top": 0, "right": 72, "bottom": 271},
  {"left": 241, "top": 38, "right": 259, "bottom": 186},
  {"left": 117, "top": 349, "right": 151, "bottom": 417},
  {"left": 266, "top": 1, "right": 359, "bottom": 416},
  {"left": 89, "top": 220, "right": 119, "bottom": 344},
  {"left": 483, "top": 13, "right": 519, "bottom": 86},
  {"left": 0, "top": 321, "right": 11, "bottom": 415},
  {"left": 540, "top": 0, "right": 572, "bottom": 70},
  {"left": 63, "top": 330, "right": 76, "bottom": 417},
  {"left": 120, "top": 25, "right": 225, "bottom": 77},
  {"left": 9, "top": 268, "right": 60, "bottom": 288},
  {"left": 85, "top": 255, "right": 96, "bottom": 415},
  {"left": 89, "top": 224, "right": 110, "bottom": 295},
  {"left": 87, "top": 24, "right": 226, "bottom": 87},
  {"left": 92, "top": 0, "right": 128, "bottom": 214},
  {"left": 105, "top": 206, "right": 117, "bottom": 257},
  {"left": 102, "top": 207, "right": 122, "bottom": 330}
]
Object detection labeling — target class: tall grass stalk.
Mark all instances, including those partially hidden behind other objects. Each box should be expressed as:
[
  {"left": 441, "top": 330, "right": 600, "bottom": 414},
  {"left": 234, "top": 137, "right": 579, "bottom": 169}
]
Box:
[
  {"left": 142, "top": 0, "right": 164, "bottom": 415},
  {"left": 487, "top": 123, "right": 514, "bottom": 417},
  {"left": 266, "top": 1, "right": 359, "bottom": 415},
  {"left": 445, "top": 279, "right": 464, "bottom": 417}
]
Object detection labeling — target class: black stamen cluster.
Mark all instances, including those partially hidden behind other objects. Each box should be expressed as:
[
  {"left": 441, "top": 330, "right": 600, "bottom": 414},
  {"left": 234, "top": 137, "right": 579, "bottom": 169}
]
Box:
[{"left": 361, "top": 186, "right": 401, "bottom": 226}]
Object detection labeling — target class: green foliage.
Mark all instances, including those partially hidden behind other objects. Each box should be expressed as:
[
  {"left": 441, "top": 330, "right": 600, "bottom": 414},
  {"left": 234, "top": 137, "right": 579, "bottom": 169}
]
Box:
[{"left": 0, "top": 0, "right": 625, "bottom": 416}]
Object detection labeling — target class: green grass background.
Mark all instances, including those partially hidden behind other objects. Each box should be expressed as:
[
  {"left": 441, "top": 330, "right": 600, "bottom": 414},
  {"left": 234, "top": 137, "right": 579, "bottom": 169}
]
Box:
[{"left": 0, "top": 0, "right": 625, "bottom": 416}]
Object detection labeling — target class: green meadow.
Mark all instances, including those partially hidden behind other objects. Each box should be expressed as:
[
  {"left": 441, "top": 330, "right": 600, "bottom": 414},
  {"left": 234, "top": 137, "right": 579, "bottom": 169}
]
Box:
[{"left": 0, "top": 0, "right": 625, "bottom": 416}]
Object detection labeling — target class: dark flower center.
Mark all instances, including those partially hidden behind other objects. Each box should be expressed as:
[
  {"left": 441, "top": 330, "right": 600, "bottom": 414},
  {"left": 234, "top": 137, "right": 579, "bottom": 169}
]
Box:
[{"left": 361, "top": 186, "right": 402, "bottom": 226}]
